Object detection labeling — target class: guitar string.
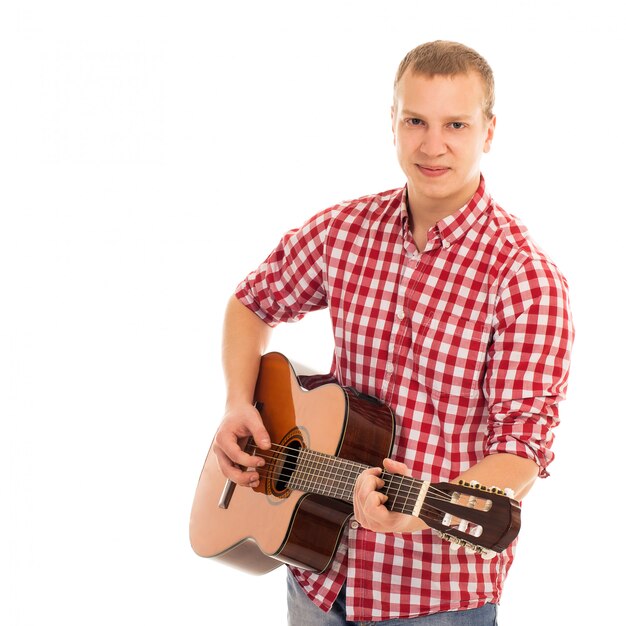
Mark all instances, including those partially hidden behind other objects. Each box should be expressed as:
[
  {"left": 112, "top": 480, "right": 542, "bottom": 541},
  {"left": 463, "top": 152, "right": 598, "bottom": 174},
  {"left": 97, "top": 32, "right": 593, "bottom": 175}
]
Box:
[{"left": 245, "top": 443, "right": 474, "bottom": 506}]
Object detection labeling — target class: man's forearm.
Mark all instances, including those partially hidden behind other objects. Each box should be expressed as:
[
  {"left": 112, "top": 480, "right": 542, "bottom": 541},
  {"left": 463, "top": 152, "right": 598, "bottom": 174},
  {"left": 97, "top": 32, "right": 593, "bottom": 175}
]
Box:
[
  {"left": 455, "top": 452, "right": 539, "bottom": 501},
  {"left": 222, "top": 295, "right": 272, "bottom": 408}
]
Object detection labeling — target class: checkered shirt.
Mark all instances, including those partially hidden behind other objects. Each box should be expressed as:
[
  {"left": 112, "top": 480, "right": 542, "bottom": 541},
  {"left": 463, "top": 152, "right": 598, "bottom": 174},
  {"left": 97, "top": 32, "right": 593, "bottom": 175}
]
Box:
[{"left": 235, "top": 177, "right": 573, "bottom": 620}]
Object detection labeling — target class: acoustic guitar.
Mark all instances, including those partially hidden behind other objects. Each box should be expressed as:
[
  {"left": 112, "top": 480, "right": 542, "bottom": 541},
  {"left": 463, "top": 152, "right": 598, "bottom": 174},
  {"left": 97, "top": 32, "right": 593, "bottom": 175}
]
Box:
[{"left": 189, "top": 352, "right": 521, "bottom": 575}]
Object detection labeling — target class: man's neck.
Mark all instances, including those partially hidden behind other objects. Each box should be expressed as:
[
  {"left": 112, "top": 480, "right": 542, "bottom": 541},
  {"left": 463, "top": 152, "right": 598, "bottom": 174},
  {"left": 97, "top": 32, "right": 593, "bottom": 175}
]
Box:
[
  {"left": 406, "top": 200, "right": 455, "bottom": 253},
  {"left": 406, "top": 179, "right": 480, "bottom": 251}
]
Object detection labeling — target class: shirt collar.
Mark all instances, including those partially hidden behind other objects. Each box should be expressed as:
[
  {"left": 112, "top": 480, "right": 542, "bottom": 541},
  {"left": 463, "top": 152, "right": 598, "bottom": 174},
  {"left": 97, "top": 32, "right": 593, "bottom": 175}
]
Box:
[{"left": 400, "top": 175, "right": 493, "bottom": 250}]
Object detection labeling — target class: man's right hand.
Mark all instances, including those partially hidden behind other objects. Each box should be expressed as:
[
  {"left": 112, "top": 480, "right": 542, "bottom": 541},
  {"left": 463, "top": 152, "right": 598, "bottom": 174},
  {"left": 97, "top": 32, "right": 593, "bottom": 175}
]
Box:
[{"left": 212, "top": 403, "right": 272, "bottom": 488}]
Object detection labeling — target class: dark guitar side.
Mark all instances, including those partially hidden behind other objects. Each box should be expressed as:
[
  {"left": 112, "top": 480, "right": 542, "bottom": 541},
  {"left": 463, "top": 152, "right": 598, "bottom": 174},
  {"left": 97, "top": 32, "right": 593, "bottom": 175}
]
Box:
[{"left": 189, "top": 352, "right": 395, "bottom": 575}]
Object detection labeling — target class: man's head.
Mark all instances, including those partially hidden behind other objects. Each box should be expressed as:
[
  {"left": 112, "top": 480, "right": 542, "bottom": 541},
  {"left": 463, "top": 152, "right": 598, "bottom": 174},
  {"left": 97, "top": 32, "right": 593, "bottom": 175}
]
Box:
[
  {"left": 391, "top": 41, "right": 496, "bottom": 216},
  {"left": 393, "top": 40, "right": 495, "bottom": 120}
]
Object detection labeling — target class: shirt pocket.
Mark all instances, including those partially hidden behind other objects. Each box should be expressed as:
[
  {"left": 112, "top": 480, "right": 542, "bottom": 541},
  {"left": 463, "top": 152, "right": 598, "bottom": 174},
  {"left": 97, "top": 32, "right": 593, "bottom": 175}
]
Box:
[{"left": 413, "top": 311, "right": 491, "bottom": 400}]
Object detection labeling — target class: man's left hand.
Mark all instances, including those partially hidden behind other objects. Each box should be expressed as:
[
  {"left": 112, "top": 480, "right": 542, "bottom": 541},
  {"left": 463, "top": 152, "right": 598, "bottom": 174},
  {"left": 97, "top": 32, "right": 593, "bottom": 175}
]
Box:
[{"left": 353, "top": 458, "right": 429, "bottom": 534}]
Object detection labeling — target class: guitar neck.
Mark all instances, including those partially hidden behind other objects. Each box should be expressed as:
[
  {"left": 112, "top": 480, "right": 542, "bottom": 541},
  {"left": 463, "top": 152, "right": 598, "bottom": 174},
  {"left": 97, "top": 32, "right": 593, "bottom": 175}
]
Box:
[
  {"left": 247, "top": 440, "right": 520, "bottom": 556},
  {"left": 287, "top": 448, "right": 426, "bottom": 517}
]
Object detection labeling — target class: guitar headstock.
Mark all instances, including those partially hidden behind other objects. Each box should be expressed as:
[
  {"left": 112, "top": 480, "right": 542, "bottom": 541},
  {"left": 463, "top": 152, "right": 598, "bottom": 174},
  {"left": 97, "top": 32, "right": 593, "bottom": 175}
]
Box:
[{"left": 422, "top": 480, "right": 521, "bottom": 558}]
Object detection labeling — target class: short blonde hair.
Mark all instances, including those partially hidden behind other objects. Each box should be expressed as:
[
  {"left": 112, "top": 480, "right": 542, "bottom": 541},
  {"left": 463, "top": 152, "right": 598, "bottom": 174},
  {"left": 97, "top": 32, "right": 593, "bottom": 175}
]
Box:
[{"left": 394, "top": 40, "right": 495, "bottom": 119}]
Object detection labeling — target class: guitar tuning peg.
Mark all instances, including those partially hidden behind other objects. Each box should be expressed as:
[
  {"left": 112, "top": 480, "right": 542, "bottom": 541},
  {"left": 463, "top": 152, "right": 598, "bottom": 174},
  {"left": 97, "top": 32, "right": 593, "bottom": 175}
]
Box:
[
  {"left": 480, "top": 549, "right": 496, "bottom": 560},
  {"left": 436, "top": 531, "right": 462, "bottom": 551},
  {"left": 469, "top": 525, "right": 483, "bottom": 538},
  {"left": 503, "top": 488, "right": 515, "bottom": 498}
]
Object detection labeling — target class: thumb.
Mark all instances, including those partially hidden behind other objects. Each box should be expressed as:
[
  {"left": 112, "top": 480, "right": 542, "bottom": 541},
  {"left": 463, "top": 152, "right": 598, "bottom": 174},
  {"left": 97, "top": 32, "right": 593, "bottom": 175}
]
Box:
[{"left": 248, "top": 415, "right": 271, "bottom": 450}]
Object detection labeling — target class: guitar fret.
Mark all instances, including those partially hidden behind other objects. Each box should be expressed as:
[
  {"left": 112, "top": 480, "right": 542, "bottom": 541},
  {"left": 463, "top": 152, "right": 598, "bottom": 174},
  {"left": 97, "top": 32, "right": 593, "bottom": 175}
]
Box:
[
  {"left": 382, "top": 473, "right": 424, "bottom": 516},
  {"left": 385, "top": 472, "right": 401, "bottom": 511},
  {"left": 398, "top": 475, "right": 410, "bottom": 512},
  {"left": 287, "top": 448, "right": 368, "bottom": 502},
  {"left": 289, "top": 450, "right": 309, "bottom": 493},
  {"left": 311, "top": 452, "right": 324, "bottom": 492},
  {"left": 322, "top": 452, "right": 339, "bottom": 497},
  {"left": 339, "top": 459, "right": 363, "bottom": 502},
  {"left": 405, "top": 480, "right": 420, "bottom": 515},
  {"left": 339, "top": 460, "right": 354, "bottom": 501},
  {"left": 321, "top": 451, "right": 340, "bottom": 497},
  {"left": 300, "top": 450, "right": 312, "bottom": 493},
  {"left": 309, "top": 451, "right": 324, "bottom": 495},
  {"left": 408, "top": 478, "right": 420, "bottom": 513},
  {"left": 336, "top": 457, "right": 353, "bottom": 499},
  {"left": 302, "top": 450, "right": 316, "bottom": 493}
]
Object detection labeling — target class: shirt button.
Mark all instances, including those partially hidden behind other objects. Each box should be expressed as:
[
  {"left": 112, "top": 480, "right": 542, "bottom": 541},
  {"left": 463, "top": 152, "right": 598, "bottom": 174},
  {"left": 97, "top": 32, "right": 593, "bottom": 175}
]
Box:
[
  {"left": 386, "top": 363, "right": 393, "bottom": 374},
  {"left": 397, "top": 309, "right": 405, "bottom": 320},
  {"left": 350, "top": 521, "right": 360, "bottom": 530}
]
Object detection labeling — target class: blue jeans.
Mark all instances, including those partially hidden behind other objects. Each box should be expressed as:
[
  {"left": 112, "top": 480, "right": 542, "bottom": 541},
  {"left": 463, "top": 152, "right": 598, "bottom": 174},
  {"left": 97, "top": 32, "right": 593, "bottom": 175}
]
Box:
[{"left": 287, "top": 571, "right": 498, "bottom": 626}]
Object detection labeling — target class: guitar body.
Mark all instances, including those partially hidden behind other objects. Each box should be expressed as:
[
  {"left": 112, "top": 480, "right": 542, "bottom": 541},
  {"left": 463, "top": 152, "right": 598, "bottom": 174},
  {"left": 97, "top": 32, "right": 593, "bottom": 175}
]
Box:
[{"left": 189, "top": 352, "right": 395, "bottom": 575}]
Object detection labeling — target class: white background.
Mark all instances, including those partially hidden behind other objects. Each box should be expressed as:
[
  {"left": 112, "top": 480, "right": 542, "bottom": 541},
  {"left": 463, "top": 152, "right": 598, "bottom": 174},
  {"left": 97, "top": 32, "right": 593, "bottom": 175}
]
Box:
[{"left": 1, "top": 1, "right": 623, "bottom": 624}]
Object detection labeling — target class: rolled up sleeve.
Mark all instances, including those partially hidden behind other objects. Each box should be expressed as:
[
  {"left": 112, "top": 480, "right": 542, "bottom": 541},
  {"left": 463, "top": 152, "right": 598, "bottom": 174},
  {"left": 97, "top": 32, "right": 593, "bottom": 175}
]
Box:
[
  {"left": 235, "top": 208, "right": 336, "bottom": 326},
  {"left": 484, "top": 256, "right": 574, "bottom": 477}
]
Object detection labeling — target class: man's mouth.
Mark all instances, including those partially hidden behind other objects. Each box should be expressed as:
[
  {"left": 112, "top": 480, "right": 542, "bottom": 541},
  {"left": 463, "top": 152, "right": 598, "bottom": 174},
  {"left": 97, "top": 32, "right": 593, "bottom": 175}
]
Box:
[{"left": 416, "top": 165, "right": 450, "bottom": 178}]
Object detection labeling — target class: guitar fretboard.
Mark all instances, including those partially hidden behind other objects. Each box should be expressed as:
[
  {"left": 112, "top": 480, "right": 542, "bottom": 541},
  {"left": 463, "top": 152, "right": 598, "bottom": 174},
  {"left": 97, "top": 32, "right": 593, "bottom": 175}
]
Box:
[{"left": 287, "top": 448, "right": 425, "bottom": 516}]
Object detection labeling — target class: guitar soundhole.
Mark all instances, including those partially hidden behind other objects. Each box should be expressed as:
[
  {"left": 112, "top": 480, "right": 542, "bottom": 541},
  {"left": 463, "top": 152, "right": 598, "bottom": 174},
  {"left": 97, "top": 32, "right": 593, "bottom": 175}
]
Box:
[{"left": 268, "top": 429, "right": 304, "bottom": 499}]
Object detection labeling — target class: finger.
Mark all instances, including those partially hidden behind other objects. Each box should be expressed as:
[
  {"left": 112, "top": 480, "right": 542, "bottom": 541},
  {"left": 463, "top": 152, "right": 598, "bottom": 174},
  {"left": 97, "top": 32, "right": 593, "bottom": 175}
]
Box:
[
  {"left": 354, "top": 469, "right": 384, "bottom": 499},
  {"left": 249, "top": 421, "right": 272, "bottom": 451},
  {"left": 383, "top": 458, "right": 411, "bottom": 476},
  {"left": 215, "top": 424, "right": 268, "bottom": 467},
  {"left": 214, "top": 447, "right": 260, "bottom": 486},
  {"left": 232, "top": 406, "right": 271, "bottom": 451},
  {"left": 357, "top": 491, "right": 389, "bottom": 531},
  {"left": 354, "top": 470, "right": 385, "bottom": 521},
  {"left": 355, "top": 466, "right": 383, "bottom": 487},
  {"left": 216, "top": 435, "right": 261, "bottom": 469},
  {"left": 366, "top": 490, "right": 388, "bottom": 510}
]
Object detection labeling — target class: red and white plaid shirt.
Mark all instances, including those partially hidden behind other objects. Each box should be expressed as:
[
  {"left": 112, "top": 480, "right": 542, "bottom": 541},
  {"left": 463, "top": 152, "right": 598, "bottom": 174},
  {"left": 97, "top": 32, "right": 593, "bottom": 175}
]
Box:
[{"left": 235, "top": 177, "right": 573, "bottom": 620}]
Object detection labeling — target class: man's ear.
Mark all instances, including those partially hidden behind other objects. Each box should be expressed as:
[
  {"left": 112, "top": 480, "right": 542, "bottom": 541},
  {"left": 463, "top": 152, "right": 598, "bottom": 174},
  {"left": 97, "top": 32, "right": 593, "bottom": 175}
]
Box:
[
  {"left": 483, "top": 115, "right": 496, "bottom": 153},
  {"left": 391, "top": 105, "right": 397, "bottom": 146}
]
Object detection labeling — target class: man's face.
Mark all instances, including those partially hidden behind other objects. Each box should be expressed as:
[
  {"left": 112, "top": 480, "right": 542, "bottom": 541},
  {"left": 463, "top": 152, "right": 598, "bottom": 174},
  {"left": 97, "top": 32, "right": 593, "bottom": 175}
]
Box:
[{"left": 392, "top": 71, "right": 495, "bottom": 214}]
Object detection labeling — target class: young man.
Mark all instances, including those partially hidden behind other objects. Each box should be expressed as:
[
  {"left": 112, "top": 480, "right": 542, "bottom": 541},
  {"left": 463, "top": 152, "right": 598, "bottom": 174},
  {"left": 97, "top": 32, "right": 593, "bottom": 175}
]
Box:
[{"left": 212, "top": 41, "right": 573, "bottom": 624}]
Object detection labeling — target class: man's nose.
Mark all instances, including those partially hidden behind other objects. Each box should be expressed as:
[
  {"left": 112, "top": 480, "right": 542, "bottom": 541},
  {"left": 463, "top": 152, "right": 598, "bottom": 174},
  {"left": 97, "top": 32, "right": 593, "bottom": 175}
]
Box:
[{"left": 420, "top": 128, "right": 446, "bottom": 157}]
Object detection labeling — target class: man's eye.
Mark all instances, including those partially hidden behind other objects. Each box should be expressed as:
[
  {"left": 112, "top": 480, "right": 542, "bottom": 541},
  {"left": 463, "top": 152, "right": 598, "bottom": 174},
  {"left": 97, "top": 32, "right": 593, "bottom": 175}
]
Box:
[
  {"left": 450, "top": 122, "right": 466, "bottom": 130},
  {"left": 406, "top": 118, "right": 423, "bottom": 126}
]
